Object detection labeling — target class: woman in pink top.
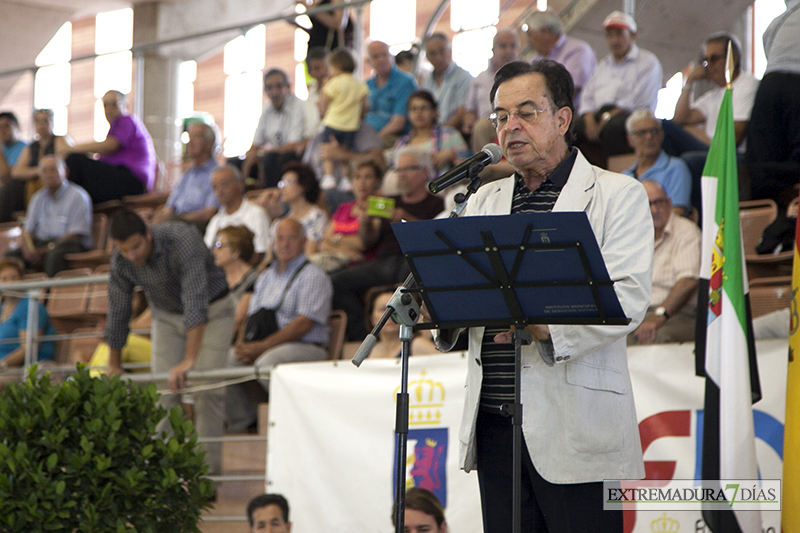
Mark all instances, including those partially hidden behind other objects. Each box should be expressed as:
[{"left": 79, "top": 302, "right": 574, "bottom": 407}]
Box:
[{"left": 314, "top": 158, "right": 383, "bottom": 272}]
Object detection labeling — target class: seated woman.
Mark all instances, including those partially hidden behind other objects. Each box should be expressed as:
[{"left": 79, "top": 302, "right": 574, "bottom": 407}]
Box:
[
  {"left": 393, "top": 90, "right": 470, "bottom": 178},
  {"left": 211, "top": 225, "right": 259, "bottom": 336},
  {"left": 313, "top": 157, "right": 383, "bottom": 272},
  {"left": 345, "top": 286, "right": 436, "bottom": 359},
  {"left": 0, "top": 257, "right": 56, "bottom": 375},
  {"left": 258, "top": 162, "right": 329, "bottom": 264},
  {"left": 1, "top": 109, "right": 74, "bottom": 222},
  {"left": 87, "top": 304, "right": 152, "bottom": 375}
]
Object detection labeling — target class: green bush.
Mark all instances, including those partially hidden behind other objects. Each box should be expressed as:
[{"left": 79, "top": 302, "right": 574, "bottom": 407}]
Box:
[{"left": 0, "top": 365, "right": 214, "bottom": 532}]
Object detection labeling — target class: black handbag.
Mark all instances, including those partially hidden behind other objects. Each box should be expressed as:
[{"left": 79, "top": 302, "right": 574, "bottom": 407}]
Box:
[{"left": 244, "top": 261, "right": 309, "bottom": 342}]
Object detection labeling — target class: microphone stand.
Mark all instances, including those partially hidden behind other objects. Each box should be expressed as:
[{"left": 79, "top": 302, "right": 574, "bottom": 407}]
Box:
[{"left": 351, "top": 166, "right": 483, "bottom": 533}]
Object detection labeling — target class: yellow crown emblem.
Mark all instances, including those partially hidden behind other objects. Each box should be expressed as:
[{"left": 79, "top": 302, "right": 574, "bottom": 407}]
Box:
[
  {"left": 650, "top": 513, "right": 679, "bottom": 532},
  {"left": 395, "top": 370, "right": 445, "bottom": 426}
]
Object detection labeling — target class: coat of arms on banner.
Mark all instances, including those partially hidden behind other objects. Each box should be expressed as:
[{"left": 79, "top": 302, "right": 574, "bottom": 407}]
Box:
[{"left": 393, "top": 370, "right": 448, "bottom": 507}]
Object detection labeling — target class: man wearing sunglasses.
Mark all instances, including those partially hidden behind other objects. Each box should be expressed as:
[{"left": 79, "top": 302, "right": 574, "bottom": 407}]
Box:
[
  {"left": 666, "top": 33, "right": 760, "bottom": 213},
  {"left": 673, "top": 33, "right": 759, "bottom": 150}
]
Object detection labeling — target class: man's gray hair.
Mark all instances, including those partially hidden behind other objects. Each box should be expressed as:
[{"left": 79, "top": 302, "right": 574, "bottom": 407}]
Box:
[
  {"left": 38, "top": 154, "right": 66, "bottom": 174},
  {"left": 214, "top": 164, "right": 244, "bottom": 185},
  {"left": 494, "top": 27, "right": 520, "bottom": 48},
  {"left": 395, "top": 145, "right": 434, "bottom": 180},
  {"left": 187, "top": 121, "right": 219, "bottom": 153},
  {"left": 705, "top": 32, "right": 742, "bottom": 70},
  {"left": 625, "top": 108, "right": 660, "bottom": 134},
  {"left": 525, "top": 9, "right": 563, "bottom": 36},
  {"left": 425, "top": 33, "right": 451, "bottom": 49}
]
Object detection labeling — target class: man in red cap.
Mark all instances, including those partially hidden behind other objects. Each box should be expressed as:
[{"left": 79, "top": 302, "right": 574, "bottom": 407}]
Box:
[{"left": 575, "top": 10, "right": 663, "bottom": 168}]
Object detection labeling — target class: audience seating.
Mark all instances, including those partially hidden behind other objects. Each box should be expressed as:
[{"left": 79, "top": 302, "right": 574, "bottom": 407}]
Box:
[
  {"left": 86, "top": 264, "right": 110, "bottom": 321},
  {"left": 740, "top": 199, "right": 792, "bottom": 280},
  {"left": 740, "top": 199, "right": 778, "bottom": 255},
  {"left": 749, "top": 276, "right": 792, "bottom": 318},
  {"left": 46, "top": 268, "right": 94, "bottom": 332},
  {"left": 64, "top": 213, "right": 110, "bottom": 270},
  {"left": 65, "top": 326, "right": 104, "bottom": 364}
]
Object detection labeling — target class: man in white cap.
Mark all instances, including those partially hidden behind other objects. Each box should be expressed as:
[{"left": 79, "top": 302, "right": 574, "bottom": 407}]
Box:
[{"left": 575, "top": 10, "right": 663, "bottom": 168}]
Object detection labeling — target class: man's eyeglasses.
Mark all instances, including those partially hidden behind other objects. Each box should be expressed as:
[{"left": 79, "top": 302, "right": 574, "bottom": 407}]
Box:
[
  {"left": 277, "top": 179, "right": 297, "bottom": 188},
  {"left": 213, "top": 241, "right": 232, "bottom": 249},
  {"left": 490, "top": 107, "right": 552, "bottom": 129},
  {"left": 631, "top": 127, "right": 662, "bottom": 138}
]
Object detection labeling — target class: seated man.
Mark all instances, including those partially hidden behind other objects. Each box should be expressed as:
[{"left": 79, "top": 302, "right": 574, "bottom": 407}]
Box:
[
  {"left": 332, "top": 146, "right": 444, "bottom": 341},
  {"left": 152, "top": 122, "right": 219, "bottom": 227},
  {"left": 671, "top": 33, "right": 757, "bottom": 151},
  {"left": 623, "top": 109, "right": 691, "bottom": 216},
  {"left": 629, "top": 181, "right": 700, "bottom": 345},
  {"left": 227, "top": 218, "right": 332, "bottom": 433},
  {"left": 464, "top": 28, "right": 519, "bottom": 154},
  {"left": 667, "top": 33, "right": 758, "bottom": 205},
  {"left": 575, "top": 11, "right": 662, "bottom": 168},
  {"left": 364, "top": 40, "right": 419, "bottom": 148},
  {"left": 420, "top": 33, "right": 473, "bottom": 131},
  {"left": 6, "top": 155, "right": 92, "bottom": 277},
  {"left": 246, "top": 493, "right": 292, "bottom": 533},
  {"left": 63, "top": 90, "right": 156, "bottom": 203},
  {"left": 242, "top": 69, "right": 308, "bottom": 188},
  {"left": 525, "top": 9, "right": 596, "bottom": 110},
  {"left": 204, "top": 165, "right": 271, "bottom": 257}
]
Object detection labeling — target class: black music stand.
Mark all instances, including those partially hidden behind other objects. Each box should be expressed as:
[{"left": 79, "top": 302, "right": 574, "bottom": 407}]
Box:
[{"left": 393, "top": 212, "right": 630, "bottom": 533}]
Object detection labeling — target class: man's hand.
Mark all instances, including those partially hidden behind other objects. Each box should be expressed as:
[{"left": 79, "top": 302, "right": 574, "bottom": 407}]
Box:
[
  {"left": 234, "top": 341, "right": 263, "bottom": 365},
  {"left": 493, "top": 324, "right": 550, "bottom": 344},
  {"left": 632, "top": 315, "right": 665, "bottom": 345},
  {"left": 168, "top": 358, "right": 195, "bottom": 393},
  {"left": 684, "top": 62, "right": 707, "bottom": 86},
  {"left": 106, "top": 361, "right": 124, "bottom": 377}
]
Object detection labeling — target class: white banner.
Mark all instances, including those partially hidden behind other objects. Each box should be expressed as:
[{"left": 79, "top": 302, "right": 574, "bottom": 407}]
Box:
[{"left": 267, "top": 340, "right": 787, "bottom": 533}]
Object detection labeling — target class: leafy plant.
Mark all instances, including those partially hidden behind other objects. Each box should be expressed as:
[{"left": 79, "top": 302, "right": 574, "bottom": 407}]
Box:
[{"left": 0, "top": 365, "right": 214, "bottom": 532}]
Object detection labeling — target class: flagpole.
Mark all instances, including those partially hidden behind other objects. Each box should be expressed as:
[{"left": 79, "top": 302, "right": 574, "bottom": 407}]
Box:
[{"left": 725, "top": 41, "right": 733, "bottom": 89}]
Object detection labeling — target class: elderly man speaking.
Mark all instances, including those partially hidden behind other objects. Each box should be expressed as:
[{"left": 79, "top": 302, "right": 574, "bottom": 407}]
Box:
[{"left": 433, "top": 60, "right": 653, "bottom": 532}]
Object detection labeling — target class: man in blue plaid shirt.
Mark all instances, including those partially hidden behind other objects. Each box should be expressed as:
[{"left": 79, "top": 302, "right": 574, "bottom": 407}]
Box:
[
  {"left": 105, "top": 209, "right": 235, "bottom": 476},
  {"left": 227, "top": 218, "right": 332, "bottom": 433}
]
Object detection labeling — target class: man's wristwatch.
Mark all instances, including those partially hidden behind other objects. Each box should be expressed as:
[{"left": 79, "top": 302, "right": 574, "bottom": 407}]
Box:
[
  {"left": 601, "top": 111, "right": 612, "bottom": 124},
  {"left": 654, "top": 306, "right": 670, "bottom": 320}
]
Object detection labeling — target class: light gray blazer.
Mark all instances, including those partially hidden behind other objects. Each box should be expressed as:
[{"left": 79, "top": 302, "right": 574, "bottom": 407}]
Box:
[{"left": 457, "top": 150, "right": 653, "bottom": 483}]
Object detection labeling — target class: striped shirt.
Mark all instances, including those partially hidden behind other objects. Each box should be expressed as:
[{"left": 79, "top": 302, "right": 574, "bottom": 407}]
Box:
[
  {"left": 479, "top": 148, "right": 576, "bottom": 410},
  {"left": 105, "top": 222, "right": 229, "bottom": 350}
]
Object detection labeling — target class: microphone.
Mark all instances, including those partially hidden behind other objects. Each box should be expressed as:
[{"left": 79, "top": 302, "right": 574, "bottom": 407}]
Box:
[{"left": 428, "top": 143, "right": 503, "bottom": 194}]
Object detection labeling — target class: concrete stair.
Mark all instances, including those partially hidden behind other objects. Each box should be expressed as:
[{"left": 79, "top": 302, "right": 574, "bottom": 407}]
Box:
[{"left": 199, "top": 404, "right": 269, "bottom": 532}]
